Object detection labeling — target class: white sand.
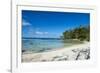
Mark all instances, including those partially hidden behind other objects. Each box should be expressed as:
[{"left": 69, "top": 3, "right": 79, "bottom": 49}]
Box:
[{"left": 22, "top": 42, "right": 90, "bottom": 62}]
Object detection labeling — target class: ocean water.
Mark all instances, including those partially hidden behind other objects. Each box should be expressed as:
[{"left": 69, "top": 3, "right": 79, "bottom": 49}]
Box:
[{"left": 22, "top": 38, "right": 82, "bottom": 53}]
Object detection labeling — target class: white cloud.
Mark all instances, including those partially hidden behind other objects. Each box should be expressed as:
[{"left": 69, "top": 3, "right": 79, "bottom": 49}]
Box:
[
  {"left": 44, "top": 32, "right": 48, "bottom": 34},
  {"left": 22, "top": 20, "right": 31, "bottom": 26},
  {"left": 35, "top": 31, "right": 43, "bottom": 35},
  {"left": 35, "top": 31, "right": 48, "bottom": 35}
]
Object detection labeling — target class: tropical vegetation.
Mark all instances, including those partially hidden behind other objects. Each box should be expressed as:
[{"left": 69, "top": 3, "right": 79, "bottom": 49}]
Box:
[{"left": 61, "top": 25, "right": 90, "bottom": 41}]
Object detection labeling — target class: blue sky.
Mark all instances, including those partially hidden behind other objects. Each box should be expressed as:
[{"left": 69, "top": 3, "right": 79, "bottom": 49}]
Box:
[{"left": 22, "top": 10, "right": 90, "bottom": 38}]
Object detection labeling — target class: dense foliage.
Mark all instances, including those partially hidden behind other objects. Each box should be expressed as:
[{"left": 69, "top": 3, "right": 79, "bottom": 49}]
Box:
[{"left": 62, "top": 25, "right": 90, "bottom": 41}]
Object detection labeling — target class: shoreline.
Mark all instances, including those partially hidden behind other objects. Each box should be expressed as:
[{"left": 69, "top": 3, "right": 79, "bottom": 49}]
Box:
[{"left": 22, "top": 42, "right": 90, "bottom": 62}]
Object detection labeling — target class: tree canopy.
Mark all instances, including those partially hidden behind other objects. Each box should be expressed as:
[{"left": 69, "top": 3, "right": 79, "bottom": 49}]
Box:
[{"left": 62, "top": 25, "right": 90, "bottom": 41}]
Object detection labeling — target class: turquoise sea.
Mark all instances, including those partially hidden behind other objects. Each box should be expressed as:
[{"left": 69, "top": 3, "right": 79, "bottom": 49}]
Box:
[{"left": 22, "top": 38, "right": 82, "bottom": 53}]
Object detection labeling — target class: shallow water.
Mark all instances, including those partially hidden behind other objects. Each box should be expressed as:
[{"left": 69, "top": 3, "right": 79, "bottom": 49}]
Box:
[{"left": 22, "top": 38, "right": 83, "bottom": 53}]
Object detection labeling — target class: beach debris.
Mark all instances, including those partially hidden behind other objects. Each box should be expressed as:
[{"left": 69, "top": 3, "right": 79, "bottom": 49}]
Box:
[{"left": 75, "top": 49, "right": 90, "bottom": 60}]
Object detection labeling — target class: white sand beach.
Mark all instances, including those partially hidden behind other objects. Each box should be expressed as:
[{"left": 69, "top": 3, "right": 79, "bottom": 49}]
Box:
[{"left": 22, "top": 42, "right": 90, "bottom": 62}]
